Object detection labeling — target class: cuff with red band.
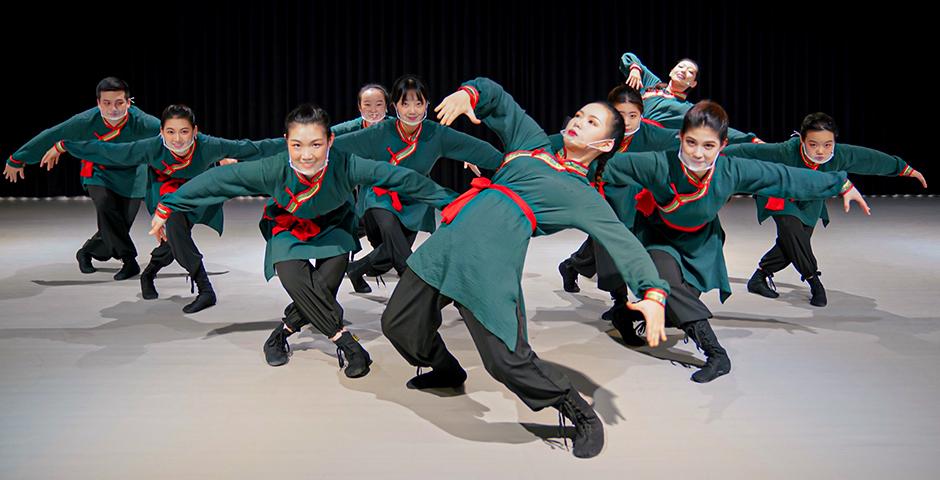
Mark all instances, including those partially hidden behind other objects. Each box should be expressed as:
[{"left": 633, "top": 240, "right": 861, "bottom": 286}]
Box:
[
  {"left": 629, "top": 64, "right": 642, "bottom": 74},
  {"left": 54, "top": 141, "right": 67, "bottom": 154},
  {"left": 155, "top": 203, "right": 172, "bottom": 220},
  {"left": 7, "top": 155, "right": 25, "bottom": 167},
  {"left": 901, "top": 165, "right": 915, "bottom": 177},
  {"left": 459, "top": 85, "right": 479, "bottom": 110},
  {"left": 839, "top": 179, "right": 854, "bottom": 195},
  {"left": 642, "top": 288, "right": 667, "bottom": 308}
]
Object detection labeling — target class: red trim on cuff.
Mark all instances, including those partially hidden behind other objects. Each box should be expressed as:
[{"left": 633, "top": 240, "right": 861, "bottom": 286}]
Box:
[
  {"left": 629, "top": 64, "right": 642, "bottom": 73},
  {"left": 643, "top": 288, "right": 668, "bottom": 308},
  {"left": 839, "top": 180, "right": 854, "bottom": 195},
  {"left": 54, "top": 141, "right": 66, "bottom": 154},
  {"left": 8, "top": 155, "right": 24, "bottom": 166},
  {"left": 459, "top": 86, "right": 479, "bottom": 110},
  {"left": 901, "top": 165, "right": 914, "bottom": 177},
  {"left": 155, "top": 203, "right": 172, "bottom": 220}
]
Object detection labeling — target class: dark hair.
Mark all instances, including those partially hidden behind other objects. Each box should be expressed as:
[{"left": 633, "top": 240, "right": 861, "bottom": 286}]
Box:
[
  {"left": 390, "top": 74, "right": 430, "bottom": 105},
  {"left": 607, "top": 84, "right": 644, "bottom": 115},
  {"left": 160, "top": 104, "right": 196, "bottom": 128},
  {"left": 591, "top": 101, "right": 626, "bottom": 185},
  {"left": 681, "top": 100, "right": 729, "bottom": 142},
  {"left": 96, "top": 77, "right": 130, "bottom": 100},
  {"left": 357, "top": 83, "right": 390, "bottom": 106},
  {"left": 285, "top": 103, "right": 332, "bottom": 135},
  {"left": 800, "top": 112, "right": 839, "bottom": 139}
]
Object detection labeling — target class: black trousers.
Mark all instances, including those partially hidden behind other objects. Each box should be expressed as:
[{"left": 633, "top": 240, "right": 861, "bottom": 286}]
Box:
[
  {"left": 354, "top": 208, "right": 417, "bottom": 276},
  {"left": 148, "top": 212, "right": 204, "bottom": 274},
  {"left": 275, "top": 254, "right": 348, "bottom": 338},
  {"left": 649, "top": 249, "right": 712, "bottom": 328},
  {"left": 563, "top": 237, "right": 629, "bottom": 295},
  {"left": 562, "top": 237, "right": 597, "bottom": 278},
  {"left": 82, "top": 185, "right": 140, "bottom": 261},
  {"left": 382, "top": 268, "right": 574, "bottom": 411},
  {"left": 758, "top": 215, "right": 819, "bottom": 279}
]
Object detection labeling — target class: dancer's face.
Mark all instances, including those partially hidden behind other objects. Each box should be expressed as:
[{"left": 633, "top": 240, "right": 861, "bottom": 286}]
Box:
[
  {"left": 394, "top": 90, "right": 427, "bottom": 124},
  {"left": 561, "top": 103, "right": 616, "bottom": 153},
  {"left": 802, "top": 130, "right": 836, "bottom": 163},
  {"left": 669, "top": 60, "right": 699, "bottom": 89},
  {"left": 97, "top": 91, "right": 130, "bottom": 121},
  {"left": 358, "top": 88, "right": 387, "bottom": 124},
  {"left": 679, "top": 126, "right": 726, "bottom": 171},
  {"left": 286, "top": 123, "right": 333, "bottom": 173},
  {"left": 161, "top": 118, "right": 197, "bottom": 151},
  {"left": 614, "top": 101, "right": 643, "bottom": 134}
]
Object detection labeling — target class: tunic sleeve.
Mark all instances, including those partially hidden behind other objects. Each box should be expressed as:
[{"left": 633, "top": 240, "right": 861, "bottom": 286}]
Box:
[
  {"left": 157, "top": 157, "right": 279, "bottom": 218},
  {"left": 60, "top": 137, "right": 158, "bottom": 168},
  {"left": 729, "top": 156, "right": 851, "bottom": 199},
  {"left": 346, "top": 154, "right": 458, "bottom": 209},
  {"left": 832, "top": 143, "right": 911, "bottom": 176},
  {"left": 210, "top": 135, "right": 286, "bottom": 162},
  {"left": 7, "top": 110, "right": 91, "bottom": 167},
  {"left": 460, "top": 77, "right": 550, "bottom": 153},
  {"left": 618, "top": 52, "right": 662, "bottom": 89},
  {"left": 601, "top": 151, "right": 666, "bottom": 188},
  {"left": 567, "top": 187, "right": 670, "bottom": 305},
  {"left": 438, "top": 125, "right": 504, "bottom": 170}
]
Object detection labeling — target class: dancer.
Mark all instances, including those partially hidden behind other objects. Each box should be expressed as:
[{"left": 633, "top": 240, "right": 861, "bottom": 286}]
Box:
[
  {"left": 332, "top": 74, "right": 503, "bottom": 293},
  {"left": 3, "top": 77, "right": 161, "bottom": 279},
  {"left": 601, "top": 101, "right": 871, "bottom": 383},
  {"left": 619, "top": 52, "right": 762, "bottom": 144},
  {"left": 331, "top": 83, "right": 394, "bottom": 136},
  {"left": 724, "top": 112, "right": 927, "bottom": 306},
  {"left": 151, "top": 104, "right": 458, "bottom": 377},
  {"left": 58, "top": 104, "right": 285, "bottom": 312},
  {"left": 382, "top": 77, "right": 670, "bottom": 459}
]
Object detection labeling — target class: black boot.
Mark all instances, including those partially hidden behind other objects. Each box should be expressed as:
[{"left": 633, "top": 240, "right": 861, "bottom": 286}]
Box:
[
  {"left": 182, "top": 263, "right": 216, "bottom": 313},
  {"left": 681, "top": 320, "right": 731, "bottom": 383},
  {"left": 346, "top": 258, "right": 372, "bottom": 294},
  {"left": 805, "top": 272, "right": 827, "bottom": 307},
  {"left": 406, "top": 352, "right": 467, "bottom": 389},
  {"left": 601, "top": 287, "right": 629, "bottom": 321},
  {"left": 334, "top": 331, "right": 372, "bottom": 378},
  {"left": 263, "top": 323, "right": 294, "bottom": 367},
  {"left": 76, "top": 248, "right": 96, "bottom": 274},
  {"left": 556, "top": 389, "right": 605, "bottom": 459},
  {"left": 610, "top": 306, "right": 647, "bottom": 347},
  {"left": 747, "top": 268, "right": 779, "bottom": 299},
  {"left": 558, "top": 260, "right": 580, "bottom": 293},
  {"left": 113, "top": 258, "right": 140, "bottom": 281},
  {"left": 140, "top": 262, "right": 163, "bottom": 300}
]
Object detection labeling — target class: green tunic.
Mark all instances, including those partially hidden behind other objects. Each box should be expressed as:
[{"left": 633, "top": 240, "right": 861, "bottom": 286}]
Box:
[
  {"left": 724, "top": 136, "right": 913, "bottom": 227},
  {"left": 406, "top": 77, "right": 670, "bottom": 351},
  {"left": 549, "top": 121, "right": 681, "bottom": 230},
  {"left": 6, "top": 106, "right": 161, "bottom": 198},
  {"left": 158, "top": 150, "right": 458, "bottom": 280},
  {"left": 618, "top": 52, "right": 759, "bottom": 145},
  {"left": 61, "top": 133, "right": 285, "bottom": 235},
  {"left": 332, "top": 117, "right": 503, "bottom": 232},
  {"left": 602, "top": 149, "right": 852, "bottom": 302},
  {"left": 331, "top": 115, "right": 394, "bottom": 137}
]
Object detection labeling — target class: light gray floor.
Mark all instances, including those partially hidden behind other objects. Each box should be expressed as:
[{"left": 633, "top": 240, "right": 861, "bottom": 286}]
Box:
[{"left": 1, "top": 196, "right": 938, "bottom": 479}]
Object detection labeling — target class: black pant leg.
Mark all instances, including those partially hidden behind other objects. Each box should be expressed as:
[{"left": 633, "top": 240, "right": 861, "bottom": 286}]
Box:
[
  {"left": 274, "top": 255, "right": 348, "bottom": 337},
  {"left": 458, "top": 301, "right": 574, "bottom": 412},
  {"left": 381, "top": 268, "right": 457, "bottom": 368},
  {"left": 85, "top": 186, "right": 138, "bottom": 261},
  {"left": 563, "top": 237, "right": 597, "bottom": 278},
  {"left": 357, "top": 208, "right": 416, "bottom": 275},
  {"left": 760, "top": 215, "right": 818, "bottom": 278},
  {"left": 648, "top": 249, "right": 711, "bottom": 328},
  {"left": 165, "top": 212, "right": 203, "bottom": 274}
]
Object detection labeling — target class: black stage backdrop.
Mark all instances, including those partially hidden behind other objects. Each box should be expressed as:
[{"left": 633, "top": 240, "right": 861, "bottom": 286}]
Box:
[{"left": 1, "top": 1, "right": 933, "bottom": 197}]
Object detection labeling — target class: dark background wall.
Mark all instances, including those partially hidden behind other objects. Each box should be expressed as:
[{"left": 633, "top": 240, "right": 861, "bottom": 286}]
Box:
[{"left": 1, "top": 1, "right": 932, "bottom": 197}]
